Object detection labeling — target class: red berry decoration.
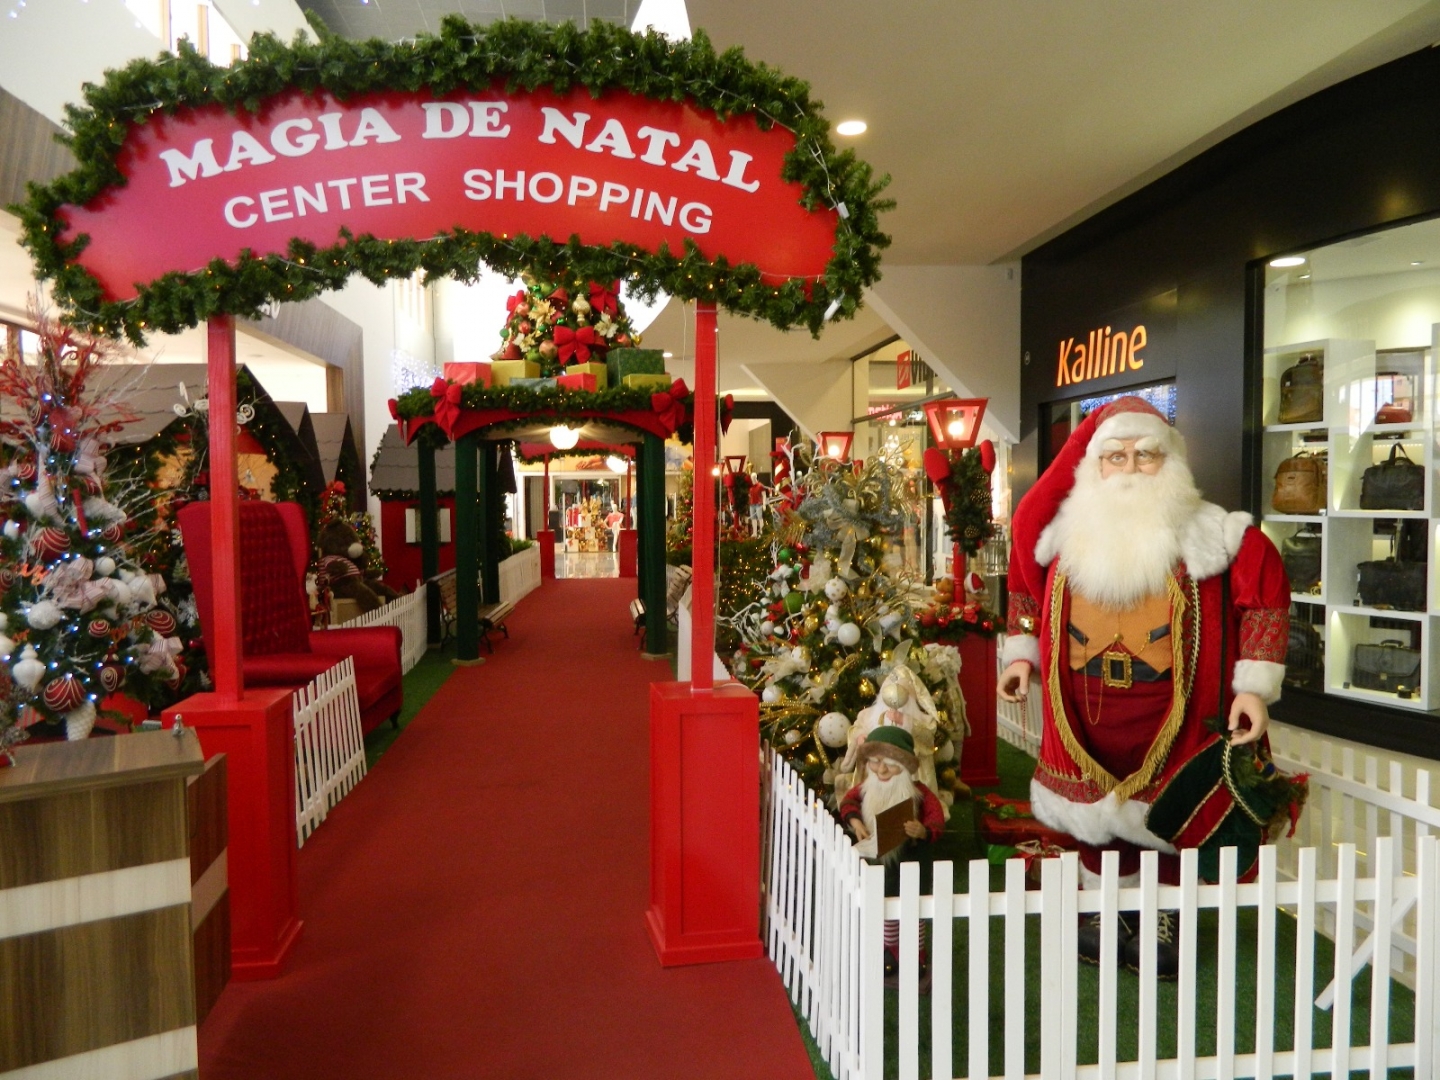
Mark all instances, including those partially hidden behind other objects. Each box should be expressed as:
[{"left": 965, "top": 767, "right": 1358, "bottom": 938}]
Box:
[
  {"left": 88, "top": 619, "right": 110, "bottom": 638},
  {"left": 144, "top": 610, "right": 177, "bottom": 636},
  {"left": 99, "top": 664, "right": 124, "bottom": 693},
  {"left": 42, "top": 674, "right": 85, "bottom": 713},
  {"left": 32, "top": 526, "right": 69, "bottom": 562}
]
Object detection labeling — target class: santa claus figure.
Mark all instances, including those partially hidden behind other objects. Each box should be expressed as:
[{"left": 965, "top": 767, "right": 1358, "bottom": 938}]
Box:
[{"left": 998, "top": 397, "right": 1296, "bottom": 975}]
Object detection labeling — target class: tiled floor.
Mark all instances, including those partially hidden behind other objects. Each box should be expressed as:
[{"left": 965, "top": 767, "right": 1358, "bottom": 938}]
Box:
[{"left": 555, "top": 548, "right": 618, "bottom": 578}]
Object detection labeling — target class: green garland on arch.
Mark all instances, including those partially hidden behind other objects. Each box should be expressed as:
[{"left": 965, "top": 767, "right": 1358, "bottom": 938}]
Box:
[{"left": 14, "top": 17, "right": 892, "bottom": 345}]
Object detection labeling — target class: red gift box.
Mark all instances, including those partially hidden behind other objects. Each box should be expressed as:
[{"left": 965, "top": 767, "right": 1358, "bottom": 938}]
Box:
[
  {"left": 978, "top": 794, "right": 1077, "bottom": 850},
  {"left": 556, "top": 372, "right": 598, "bottom": 392},
  {"left": 443, "top": 362, "right": 492, "bottom": 388}
]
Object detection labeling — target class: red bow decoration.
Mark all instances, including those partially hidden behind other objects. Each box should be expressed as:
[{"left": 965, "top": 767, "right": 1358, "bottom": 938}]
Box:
[
  {"left": 430, "top": 377, "right": 465, "bottom": 436},
  {"left": 651, "top": 378, "right": 691, "bottom": 430},
  {"left": 720, "top": 393, "right": 735, "bottom": 435},
  {"left": 505, "top": 289, "right": 528, "bottom": 314},
  {"left": 589, "top": 279, "right": 620, "bottom": 317},
  {"left": 547, "top": 286, "right": 570, "bottom": 309},
  {"left": 387, "top": 399, "right": 400, "bottom": 421},
  {"left": 554, "top": 325, "right": 599, "bottom": 365}
]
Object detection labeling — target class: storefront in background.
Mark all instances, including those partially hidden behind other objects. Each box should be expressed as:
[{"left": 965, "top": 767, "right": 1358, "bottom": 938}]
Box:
[{"left": 1019, "top": 45, "right": 1440, "bottom": 759}]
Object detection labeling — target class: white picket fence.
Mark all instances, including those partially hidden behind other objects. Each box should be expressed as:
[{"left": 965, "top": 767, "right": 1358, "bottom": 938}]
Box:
[
  {"left": 340, "top": 585, "right": 427, "bottom": 674},
  {"left": 499, "top": 542, "right": 541, "bottom": 604},
  {"left": 763, "top": 750, "right": 1440, "bottom": 1080},
  {"left": 292, "top": 657, "right": 367, "bottom": 847}
]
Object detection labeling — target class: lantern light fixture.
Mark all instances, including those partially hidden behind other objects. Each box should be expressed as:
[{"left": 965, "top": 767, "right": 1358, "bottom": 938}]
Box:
[
  {"left": 606, "top": 455, "right": 629, "bottom": 474},
  {"left": 723, "top": 455, "right": 748, "bottom": 477},
  {"left": 923, "top": 398, "right": 988, "bottom": 450},
  {"left": 817, "top": 431, "right": 854, "bottom": 462},
  {"left": 549, "top": 424, "right": 580, "bottom": 450}
]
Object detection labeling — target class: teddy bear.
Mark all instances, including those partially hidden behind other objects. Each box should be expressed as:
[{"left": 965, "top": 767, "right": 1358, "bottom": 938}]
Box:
[{"left": 316, "top": 518, "right": 402, "bottom": 613}]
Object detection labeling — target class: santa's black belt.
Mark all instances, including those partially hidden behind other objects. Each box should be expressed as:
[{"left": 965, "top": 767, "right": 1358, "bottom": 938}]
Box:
[{"left": 1075, "top": 653, "right": 1171, "bottom": 686}]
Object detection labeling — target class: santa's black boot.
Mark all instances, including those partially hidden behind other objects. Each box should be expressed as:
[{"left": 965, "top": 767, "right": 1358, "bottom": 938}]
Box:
[
  {"left": 1123, "top": 909, "right": 1180, "bottom": 979},
  {"left": 1077, "top": 910, "right": 1135, "bottom": 966}
]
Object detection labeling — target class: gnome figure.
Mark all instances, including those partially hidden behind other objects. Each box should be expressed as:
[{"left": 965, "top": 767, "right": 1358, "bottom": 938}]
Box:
[
  {"left": 834, "top": 666, "right": 946, "bottom": 815},
  {"left": 837, "top": 725, "right": 945, "bottom": 990}
]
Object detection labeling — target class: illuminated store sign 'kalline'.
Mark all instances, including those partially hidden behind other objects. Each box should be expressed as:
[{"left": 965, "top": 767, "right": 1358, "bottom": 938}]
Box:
[{"left": 1055, "top": 324, "right": 1147, "bottom": 388}]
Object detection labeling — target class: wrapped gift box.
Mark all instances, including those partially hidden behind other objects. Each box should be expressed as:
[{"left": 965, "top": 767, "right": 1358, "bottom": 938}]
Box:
[
  {"left": 562, "top": 360, "right": 608, "bottom": 389},
  {"left": 491, "top": 360, "right": 540, "bottom": 386},
  {"left": 607, "top": 347, "right": 666, "bottom": 386},
  {"left": 623, "top": 372, "right": 673, "bottom": 391},
  {"left": 509, "top": 377, "right": 558, "bottom": 390},
  {"left": 443, "top": 361, "right": 492, "bottom": 387},
  {"left": 557, "top": 372, "right": 598, "bottom": 392},
  {"left": 977, "top": 794, "right": 1077, "bottom": 850}
]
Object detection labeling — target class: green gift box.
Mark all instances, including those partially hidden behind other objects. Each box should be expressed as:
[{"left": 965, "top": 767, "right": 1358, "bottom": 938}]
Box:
[
  {"left": 606, "top": 348, "right": 666, "bottom": 387},
  {"left": 623, "top": 372, "right": 673, "bottom": 391}
]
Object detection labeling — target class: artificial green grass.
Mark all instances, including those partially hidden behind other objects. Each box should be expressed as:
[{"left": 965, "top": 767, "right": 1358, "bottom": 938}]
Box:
[{"left": 362, "top": 644, "right": 459, "bottom": 767}]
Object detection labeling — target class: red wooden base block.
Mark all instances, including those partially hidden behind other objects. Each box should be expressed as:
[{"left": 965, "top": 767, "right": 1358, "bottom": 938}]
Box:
[
  {"left": 536, "top": 529, "right": 557, "bottom": 579},
  {"left": 163, "top": 689, "right": 301, "bottom": 980},
  {"left": 647, "top": 681, "right": 764, "bottom": 966},
  {"left": 617, "top": 529, "right": 637, "bottom": 578},
  {"left": 957, "top": 635, "right": 1001, "bottom": 787}
]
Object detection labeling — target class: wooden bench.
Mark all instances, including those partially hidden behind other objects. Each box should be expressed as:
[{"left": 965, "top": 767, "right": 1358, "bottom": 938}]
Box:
[
  {"left": 428, "top": 569, "right": 515, "bottom": 653},
  {"left": 632, "top": 564, "right": 693, "bottom": 649}
]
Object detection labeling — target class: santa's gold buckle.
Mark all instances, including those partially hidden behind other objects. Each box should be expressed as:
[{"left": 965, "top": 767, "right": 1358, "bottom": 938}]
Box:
[{"left": 1101, "top": 650, "right": 1133, "bottom": 689}]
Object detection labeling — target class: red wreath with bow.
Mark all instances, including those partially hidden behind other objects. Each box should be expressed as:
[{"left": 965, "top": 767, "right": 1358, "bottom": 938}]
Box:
[
  {"left": 589, "top": 280, "right": 621, "bottom": 318},
  {"left": 651, "top": 378, "right": 691, "bottom": 431},
  {"left": 430, "top": 377, "right": 465, "bottom": 437},
  {"left": 554, "top": 325, "right": 600, "bottom": 365}
]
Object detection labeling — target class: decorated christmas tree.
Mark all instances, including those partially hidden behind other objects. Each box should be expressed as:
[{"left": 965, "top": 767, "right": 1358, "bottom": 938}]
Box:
[
  {"left": 495, "top": 271, "right": 641, "bottom": 377},
  {"left": 723, "top": 446, "right": 969, "bottom": 804},
  {"left": 666, "top": 459, "right": 695, "bottom": 553},
  {"left": 0, "top": 313, "right": 182, "bottom": 754}
]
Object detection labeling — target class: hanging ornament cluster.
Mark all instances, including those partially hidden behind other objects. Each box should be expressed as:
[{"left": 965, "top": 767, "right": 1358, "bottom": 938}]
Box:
[
  {"left": 0, "top": 306, "right": 181, "bottom": 750},
  {"left": 924, "top": 439, "right": 997, "bottom": 557},
  {"left": 723, "top": 444, "right": 969, "bottom": 803},
  {"left": 494, "top": 271, "right": 641, "bottom": 378}
]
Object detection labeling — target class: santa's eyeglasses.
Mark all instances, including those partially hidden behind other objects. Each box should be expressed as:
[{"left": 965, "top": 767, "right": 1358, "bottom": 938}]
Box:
[{"left": 1101, "top": 448, "right": 1165, "bottom": 468}]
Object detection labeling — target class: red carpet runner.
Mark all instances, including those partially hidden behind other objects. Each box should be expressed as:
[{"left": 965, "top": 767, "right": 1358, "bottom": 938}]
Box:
[{"left": 198, "top": 578, "right": 814, "bottom": 1079}]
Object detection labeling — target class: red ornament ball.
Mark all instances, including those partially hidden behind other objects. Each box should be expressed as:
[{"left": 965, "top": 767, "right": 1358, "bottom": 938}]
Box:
[
  {"left": 165, "top": 661, "right": 187, "bottom": 690},
  {"left": 99, "top": 664, "right": 124, "bottom": 693},
  {"left": 42, "top": 674, "right": 85, "bottom": 713},
  {"left": 144, "top": 610, "right": 177, "bottom": 636},
  {"left": 101, "top": 524, "right": 124, "bottom": 543},
  {"left": 88, "top": 619, "right": 111, "bottom": 638},
  {"left": 15, "top": 460, "right": 35, "bottom": 481},
  {"left": 32, "top": 527, "right": 70, "bottom": 562}
]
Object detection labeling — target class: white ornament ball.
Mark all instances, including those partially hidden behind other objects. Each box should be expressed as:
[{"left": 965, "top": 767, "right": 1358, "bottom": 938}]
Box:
[
  {"left": 824, "top": 577, "right": 849, "bottom": 601},
  {"left": 11, "top": 645, "right": 44, "bottom": 690},
  {"left": 817, "top": 711, "right": 852, "bottom": 748},
  {"left": 881, "top": 679, "right": 910, "bottom": 709},
  {"left": 879, "top": 612, "right": 902, "bottom": 633},
  {"left": 782, "top": 729, "right": 803, "bottom": 745},
  {"left": 26, "top": 600, "right": 63, "bottom": 630},
  {"left": 65, "top": 701, "right": 96, "bottom": 741},
  {"left": 760, "top": 620, "right": 774, "bottom": 636},
  {"left": 95, "top": 556, "right": 117, "bottom": 577},
  {"left": 836, "top": 622, "right": 862, "bottom": 647},
  {"left": 0, "top": 633, "right": 13, "bottom": 659},
  {"left": 936, "top": 739, "right": 956, "bottom": 763},
  {"left": 2, "top": 521, "right": 18, "bottom": 539},
  {"left": 761, "top": 686, "right": 782, "bottom": 703}
]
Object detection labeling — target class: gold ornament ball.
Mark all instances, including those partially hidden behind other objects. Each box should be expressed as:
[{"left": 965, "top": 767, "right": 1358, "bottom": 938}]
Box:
[
  {"left": 831, "top": 657, "right": 844, "bottom": 669},
  {"left": 857, "top": 677, "right": 876, "bottom": 698},
  {"left": 881, "top": 649, "right": 893, "bottom": 662},
  {"left": 804, "top": 615, "right": 821, "bottom": 633},
  {"left": 816, "top": 599, "right": 829, "bottom": 612},
  {"left": 856, "top": 582, "right": 871, "bottom": 599}
]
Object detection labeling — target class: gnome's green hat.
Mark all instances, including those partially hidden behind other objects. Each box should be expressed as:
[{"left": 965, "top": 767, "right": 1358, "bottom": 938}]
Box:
[{"left": 857, "top": 724, "right": 918, "bottom": 774}]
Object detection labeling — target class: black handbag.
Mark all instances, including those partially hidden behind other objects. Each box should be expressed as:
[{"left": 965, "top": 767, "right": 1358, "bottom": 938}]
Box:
[
  {"left": 1285, "top": 619, "right": 1324, "bottom": 688},
  {"left": 1356, "top": 558, "right": 1427, "bottom": 611},
  {"left": 1359, "top": 444, "right": 1425, "bottom": 511},
  {"left": 1278, "top": 353, "right": 1324, "bottom": 424},
  {"left": 1280, "top": 528, "right": 1322, "bottom": 593},
  {"left": 1351, "top": 640, "right": 1421, "bottom": 695}
]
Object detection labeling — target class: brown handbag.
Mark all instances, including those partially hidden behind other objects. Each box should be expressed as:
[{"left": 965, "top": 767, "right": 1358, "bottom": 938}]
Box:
[
  {"left": 1278, "top": 353, "right": 1324, "bottom": 424},
  {"left": 1272, "top": 452, "right": 1326, "bottom": 514}
]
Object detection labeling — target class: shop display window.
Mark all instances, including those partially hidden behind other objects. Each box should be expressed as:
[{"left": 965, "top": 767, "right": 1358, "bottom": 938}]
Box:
[{"left": 1258, "top": 215, "right": 1440, "bottom": 712}]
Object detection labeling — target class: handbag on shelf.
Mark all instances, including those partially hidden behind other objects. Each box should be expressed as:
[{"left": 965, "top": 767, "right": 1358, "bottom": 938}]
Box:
[
  {"left": 1271, "top": 452, "right": 1326, "bottom": 515},
  {"left": 1356, "top": 557, "right": 1427, "bottom": 611},
  {"left": 1375, "top": 403, "right": 1413, "bottom": 425},
  {"left": 1359, "top": 443, "right": 1425, "bottom": 511},
  {"left": 1278, "top": 353, "right": 1324, "bottom": 424},
  {"left": 1351, "top": 640, "right": 1421, "bottom": 695},
  {"left": 1285, "top": 620, "right": 1324, "bottom": 687},
  {"left": 1280, "top": 528, "right": 1322, "bottom": 593}
]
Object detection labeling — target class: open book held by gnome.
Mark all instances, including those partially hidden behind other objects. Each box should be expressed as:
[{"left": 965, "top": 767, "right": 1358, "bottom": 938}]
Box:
[{"left": 874, "top": 799, "right": 915, "bottom": 859}]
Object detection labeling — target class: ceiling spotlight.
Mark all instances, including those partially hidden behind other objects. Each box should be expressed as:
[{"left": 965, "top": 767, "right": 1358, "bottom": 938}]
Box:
[
  {"left": 549, "top": 425, "right": 580, "bottom": 450},
  {"left": 663, "top": 351, "right": 674, "bottom": 359},
  {"left": 1298, "top": 273, "right": 1311, "bottom": 280},
  {"left": 835, "top": 120, "right": 868, "bottom": 137},
  {"left": 1412, "top": 260, "right": 1425, "bottom": 266},
  {"left": 1269, "top": 256, "right": 1307, "bottom": 268}
]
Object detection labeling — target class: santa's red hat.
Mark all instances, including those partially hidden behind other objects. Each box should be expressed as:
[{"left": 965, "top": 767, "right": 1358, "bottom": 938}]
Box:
[{"left": 1009, "top": 398, "right": 1181, "bottom": 605}]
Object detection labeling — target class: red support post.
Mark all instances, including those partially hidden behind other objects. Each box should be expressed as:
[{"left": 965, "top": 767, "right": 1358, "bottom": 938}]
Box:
[
  {"left": 690, "top": 303, "right": 717, "bottom": 691},
  {"left": 537, "top": 453, "right": 555, "bottom": 580},
  {"left": 206, "top": 316, "right": 243, "bottom": 701}
]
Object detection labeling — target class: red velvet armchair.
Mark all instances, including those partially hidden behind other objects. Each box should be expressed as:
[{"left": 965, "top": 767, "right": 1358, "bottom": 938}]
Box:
[{"left": 178, "top": 500, "right": 403, "bottom": 734}]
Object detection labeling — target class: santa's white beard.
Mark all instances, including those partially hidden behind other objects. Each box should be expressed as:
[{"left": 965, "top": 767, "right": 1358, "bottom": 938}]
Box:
[
  {"left": 855, "top": 770, "right": 918, "bottom": 860},
  {"left": 1051, "top": 457, "right": 1202, "bottom": 609}
]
